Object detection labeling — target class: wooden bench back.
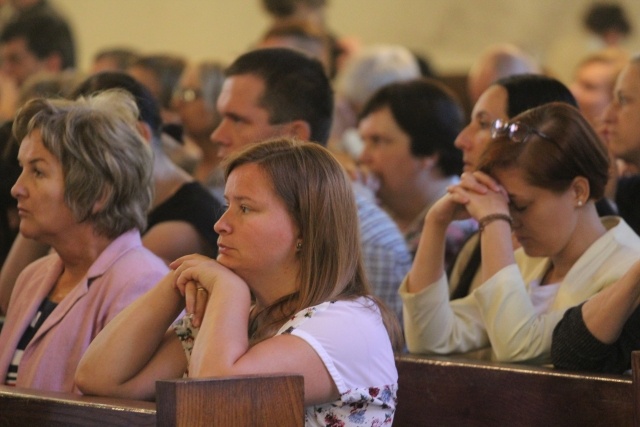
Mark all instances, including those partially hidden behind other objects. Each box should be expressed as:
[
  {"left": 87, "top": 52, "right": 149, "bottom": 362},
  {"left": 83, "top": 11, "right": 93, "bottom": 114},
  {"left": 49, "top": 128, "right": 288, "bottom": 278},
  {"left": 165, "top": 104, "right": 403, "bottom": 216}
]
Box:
[
  {"left": 0, "top": 373, "right": 304, "bottom": 427},
  {"left": 0, "top": 384, "right": 156, "bottom": 426},
  {"left": 4, "top": 352, "right": 640, "bottom": 426},
  {"left": 395, "top": 352, "right": 637, "bottom": 427},
  {"left": 156, "top": 374, "right": 304, "bottom": 427}
]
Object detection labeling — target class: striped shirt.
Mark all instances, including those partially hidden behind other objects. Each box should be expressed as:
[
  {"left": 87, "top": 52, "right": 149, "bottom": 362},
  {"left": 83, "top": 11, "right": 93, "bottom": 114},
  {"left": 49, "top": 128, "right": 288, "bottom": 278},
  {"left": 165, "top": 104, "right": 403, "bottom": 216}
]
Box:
[{"left": 5, "top": 298, "right": 58, "bottom": 386}]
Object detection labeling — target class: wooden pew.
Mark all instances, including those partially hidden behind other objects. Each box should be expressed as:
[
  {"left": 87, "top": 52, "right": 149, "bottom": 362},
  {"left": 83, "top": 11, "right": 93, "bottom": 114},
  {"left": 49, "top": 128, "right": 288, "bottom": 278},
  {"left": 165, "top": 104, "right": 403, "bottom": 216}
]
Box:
[
  {"left": 0, "top": 373, "right": 304, "bottom": 427},
  {"left": 156, "top": 374, "right": 304, "bottom": 426},
  {"left": 8, "top": 351, "right": 638, "bottom": 426},
  {"left": 0, "top": 385, "right": 156, "bottom": 426},
  {"left": 395, "top": 352, "right": 638, "bottom": 427}
]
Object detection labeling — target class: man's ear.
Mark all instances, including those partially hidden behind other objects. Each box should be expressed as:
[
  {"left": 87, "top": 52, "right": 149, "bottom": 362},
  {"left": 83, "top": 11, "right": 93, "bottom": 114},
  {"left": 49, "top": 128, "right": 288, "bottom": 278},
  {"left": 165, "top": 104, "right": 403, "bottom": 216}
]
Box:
[
  {"left": 43, "top": 53, "right": 63, "bottom": 73},
  {"left": 284, "top": 120, "right": 311, "bottom": 141},
  {"left": 419, "top": 154, "right": 438, "bottom": 170}
]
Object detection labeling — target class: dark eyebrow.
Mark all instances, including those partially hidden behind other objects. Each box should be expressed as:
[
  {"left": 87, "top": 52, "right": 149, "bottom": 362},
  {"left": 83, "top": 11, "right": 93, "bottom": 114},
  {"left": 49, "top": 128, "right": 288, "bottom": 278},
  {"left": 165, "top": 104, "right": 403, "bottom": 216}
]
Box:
[
  {"left": 18, "top": 157, "right": 46, "bottom": 167},
  {"left": 224, "top": 111, "right": 248, "bottom": 122},
  {"left": 225, "top": 194, "right": 257, "bottom": 204}
]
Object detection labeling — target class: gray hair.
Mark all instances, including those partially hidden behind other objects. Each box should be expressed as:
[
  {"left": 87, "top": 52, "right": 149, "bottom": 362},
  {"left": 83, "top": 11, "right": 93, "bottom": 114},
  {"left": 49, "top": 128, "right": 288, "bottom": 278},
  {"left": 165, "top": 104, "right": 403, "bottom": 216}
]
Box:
[
  {"left": 198, "top": 61, "right": 226, "bottom": 112},
  {"left": 13, "top": 89, "right": 154, "bottom": 238},
  {"left": 336, "top": 44, "right": 421, "bottom": 108}
]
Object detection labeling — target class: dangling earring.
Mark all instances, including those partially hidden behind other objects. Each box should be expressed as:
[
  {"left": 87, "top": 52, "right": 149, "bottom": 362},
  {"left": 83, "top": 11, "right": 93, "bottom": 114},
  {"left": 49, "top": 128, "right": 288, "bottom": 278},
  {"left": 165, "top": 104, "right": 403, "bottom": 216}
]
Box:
[{"left": 296, "top": 241, "right": 302, "bottom": 250}]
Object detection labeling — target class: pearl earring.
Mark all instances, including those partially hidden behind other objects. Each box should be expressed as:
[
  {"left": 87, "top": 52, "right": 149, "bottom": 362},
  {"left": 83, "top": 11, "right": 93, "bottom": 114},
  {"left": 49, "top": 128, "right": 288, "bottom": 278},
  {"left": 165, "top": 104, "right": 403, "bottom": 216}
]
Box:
[
  {"left": 296, "top": 241, "right": 302, "bottom": 250},
  {"left": 577, "top": 200, "right": 583, "bottom": 207}
]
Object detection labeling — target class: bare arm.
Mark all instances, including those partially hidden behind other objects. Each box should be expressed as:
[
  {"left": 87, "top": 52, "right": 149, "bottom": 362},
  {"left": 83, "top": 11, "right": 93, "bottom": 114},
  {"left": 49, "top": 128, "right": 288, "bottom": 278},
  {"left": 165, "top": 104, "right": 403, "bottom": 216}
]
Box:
[
  {"left": 407, "top": 172, "right": 513, "bottom": 294},
  {"left": 173, "top": 255, "right": 339, "bottom": 406},
  {"left": 406, "top": 202, "right": 452, "bottom": 293},
  {"left": 457, "top": 172, "right": 514, "bottom": 281},
  {"left": 581, "top": 259, "right": 640, "bottom": 344},
  {"left": 142, "top": 221, "right": 214, "bottom": 265},
  {"left": 75, "top": 271, "right": 187, "bottom": 400},
  {"left": 0, "top": 234, "right": 50, "bottom": 314}
]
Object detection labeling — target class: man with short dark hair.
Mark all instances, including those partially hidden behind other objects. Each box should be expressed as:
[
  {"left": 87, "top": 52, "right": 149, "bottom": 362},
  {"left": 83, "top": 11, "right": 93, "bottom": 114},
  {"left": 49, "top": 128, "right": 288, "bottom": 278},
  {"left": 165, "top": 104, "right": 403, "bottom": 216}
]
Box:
[
  {"left": 211, "top": 47, "right": 411, "bottom": 320},
  {"left": 0, "top": 10, "right": 75, "bottom": 121},
  {"left": 0, "top": 11, "right": 75, "bottom": 86}
]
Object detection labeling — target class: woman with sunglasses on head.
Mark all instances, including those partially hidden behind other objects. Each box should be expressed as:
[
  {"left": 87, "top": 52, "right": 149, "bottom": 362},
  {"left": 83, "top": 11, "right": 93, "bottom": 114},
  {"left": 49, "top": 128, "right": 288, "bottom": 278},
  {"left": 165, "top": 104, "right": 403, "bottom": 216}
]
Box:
[
  {"left": 401, "top": 102, "right": 640, "bottom": 363},
  {"left": 449, "top": 74, "right": 615, "bottom": 300}
]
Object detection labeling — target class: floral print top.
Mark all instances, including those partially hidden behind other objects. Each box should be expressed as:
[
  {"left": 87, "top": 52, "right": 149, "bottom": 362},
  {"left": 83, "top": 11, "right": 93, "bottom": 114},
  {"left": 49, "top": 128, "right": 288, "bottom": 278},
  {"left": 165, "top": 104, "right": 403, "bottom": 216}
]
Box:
[{"left": 174, "top": 298, "right": 398, "bottom": 426}]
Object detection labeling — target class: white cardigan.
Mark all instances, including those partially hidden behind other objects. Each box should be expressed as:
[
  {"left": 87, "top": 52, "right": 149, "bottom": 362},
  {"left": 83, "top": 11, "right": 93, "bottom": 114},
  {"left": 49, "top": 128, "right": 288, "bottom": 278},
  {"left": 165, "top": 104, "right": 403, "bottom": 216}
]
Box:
[{"left": 400, "top": 217, "right": 640, "bottom": 363}]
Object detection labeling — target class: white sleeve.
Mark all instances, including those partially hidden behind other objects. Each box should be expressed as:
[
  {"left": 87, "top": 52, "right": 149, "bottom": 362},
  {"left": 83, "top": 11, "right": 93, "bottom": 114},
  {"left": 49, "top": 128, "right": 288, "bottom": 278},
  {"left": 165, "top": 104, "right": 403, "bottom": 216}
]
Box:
[
  {"left": 400, "top": 272, "right": 490, "bottom": 354},
  {"left": 286, "top": 300, "right": 397, "bottom": 393},
  {"left": 474, "top": 265, "right": 565, "bottom": 362}
]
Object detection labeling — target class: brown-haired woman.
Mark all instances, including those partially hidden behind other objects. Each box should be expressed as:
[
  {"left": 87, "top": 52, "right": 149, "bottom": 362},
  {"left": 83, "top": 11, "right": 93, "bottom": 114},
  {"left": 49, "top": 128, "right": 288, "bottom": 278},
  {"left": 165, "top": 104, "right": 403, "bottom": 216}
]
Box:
[
  {"left": 76, "top": 138, "right": 401, "bottom": 426},
  {"left": 401, "top": 102, "right": 640, "bottom": 363}
]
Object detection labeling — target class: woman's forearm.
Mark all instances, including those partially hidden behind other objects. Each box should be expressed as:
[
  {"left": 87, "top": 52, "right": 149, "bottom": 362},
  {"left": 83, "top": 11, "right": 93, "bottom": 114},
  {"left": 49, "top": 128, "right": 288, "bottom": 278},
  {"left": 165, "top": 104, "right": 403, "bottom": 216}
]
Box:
[
  {"left": 582, "top": 260, "right": 640, "bottom": 344},
  {"left": 188, "top": 276, "right": 252, "bottom": 377},
  {"left": 75, "top": 272, "right": 187, "bottom": 399},
  {"left": 407, "top": 213, "right": 449, "bottom": 293},
  {"left": 479, "top": 219, "right": 516, "bottom": 282}
]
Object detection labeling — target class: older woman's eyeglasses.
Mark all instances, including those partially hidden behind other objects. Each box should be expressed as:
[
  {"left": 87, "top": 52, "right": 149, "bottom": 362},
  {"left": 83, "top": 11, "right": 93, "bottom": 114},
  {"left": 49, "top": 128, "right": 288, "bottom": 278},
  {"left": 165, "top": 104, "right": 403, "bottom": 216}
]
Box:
[
  {"left": 173, "top": 87, "right": 203, "bottom": 103},
  {"left": 490, "top": 119, "right": 553, "bottom": 144}
]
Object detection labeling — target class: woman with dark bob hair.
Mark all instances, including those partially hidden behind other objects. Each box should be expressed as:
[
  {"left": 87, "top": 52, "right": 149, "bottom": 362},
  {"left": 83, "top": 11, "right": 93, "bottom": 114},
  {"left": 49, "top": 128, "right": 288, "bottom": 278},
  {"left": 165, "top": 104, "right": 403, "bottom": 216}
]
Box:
[
  {"left": 0, "top": 90, "right": 168, "bottom": 392},
  {"left": 77, "top": 138, "right": 401, "bottom": 426},
  {"left": 400, "top": 102, "right": 640, "bottom": 363}
]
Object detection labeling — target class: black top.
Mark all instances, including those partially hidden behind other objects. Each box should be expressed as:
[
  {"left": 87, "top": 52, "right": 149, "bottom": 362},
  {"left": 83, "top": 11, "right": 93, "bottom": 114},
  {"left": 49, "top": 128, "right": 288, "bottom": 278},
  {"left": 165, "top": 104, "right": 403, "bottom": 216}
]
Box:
[
  {"left": 146, "top": 182, "right": 223, "bottom": 256},
  {"left": 551, "top": 302, "right": 640, "bottom": 374}
]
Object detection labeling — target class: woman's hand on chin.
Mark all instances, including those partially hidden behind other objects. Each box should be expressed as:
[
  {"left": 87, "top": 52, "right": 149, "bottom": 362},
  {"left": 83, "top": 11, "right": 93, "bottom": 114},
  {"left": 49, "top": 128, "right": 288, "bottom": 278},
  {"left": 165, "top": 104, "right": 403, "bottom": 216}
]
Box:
[{"left": 169, "top": 254, "right": 244, "bottom": 327}]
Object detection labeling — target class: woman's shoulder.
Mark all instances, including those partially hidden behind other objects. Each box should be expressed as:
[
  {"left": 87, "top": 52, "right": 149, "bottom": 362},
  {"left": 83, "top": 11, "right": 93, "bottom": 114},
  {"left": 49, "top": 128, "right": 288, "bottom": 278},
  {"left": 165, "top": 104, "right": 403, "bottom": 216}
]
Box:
[
  {"left": 90, "top": 231, "right": 168, "bottom": 277},
  {"left": 17, "top": 253, "right": 62, "bottom": 285},
  {"left": 605, "top": 217, "right": 640, "bottom": 248},
  {"left": 278, "top": 297, "right": 382, "bottom": 335}
]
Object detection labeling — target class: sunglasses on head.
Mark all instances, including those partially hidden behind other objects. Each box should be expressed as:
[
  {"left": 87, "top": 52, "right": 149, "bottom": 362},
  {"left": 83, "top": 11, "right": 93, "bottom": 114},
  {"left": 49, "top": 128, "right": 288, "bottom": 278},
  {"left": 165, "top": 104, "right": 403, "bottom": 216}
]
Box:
[{"left": 490, "top": 119, "right": 554, "bottom": 144}]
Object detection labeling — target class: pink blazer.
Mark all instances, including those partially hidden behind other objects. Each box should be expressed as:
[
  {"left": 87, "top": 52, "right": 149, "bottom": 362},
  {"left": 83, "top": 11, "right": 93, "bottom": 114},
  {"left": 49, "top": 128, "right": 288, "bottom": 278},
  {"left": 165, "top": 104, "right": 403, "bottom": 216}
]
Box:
[{"left": 0, "top": 230, "right": 168, "bottom": 393}]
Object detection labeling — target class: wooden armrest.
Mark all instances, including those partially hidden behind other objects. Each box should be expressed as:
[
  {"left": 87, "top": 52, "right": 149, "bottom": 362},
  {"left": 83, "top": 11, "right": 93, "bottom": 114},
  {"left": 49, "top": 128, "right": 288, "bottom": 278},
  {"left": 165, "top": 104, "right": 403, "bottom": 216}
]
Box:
[{"left": 156, "top": 373, "right": 304, "bottom": 427}]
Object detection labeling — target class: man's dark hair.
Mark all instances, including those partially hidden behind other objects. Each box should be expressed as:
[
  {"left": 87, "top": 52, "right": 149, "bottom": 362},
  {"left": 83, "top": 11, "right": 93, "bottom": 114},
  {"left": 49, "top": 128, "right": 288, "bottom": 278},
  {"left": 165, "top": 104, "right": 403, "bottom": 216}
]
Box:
[
  {"left": 226, "top": 47, "right": 333, "bottom": 145},
  {"left": 71, "top": 72, "right": 162, "bottom": 138},
  {"left": 584, "top": 3, "right": 632, "bottom": 37},
  {"left": 359, "top": 78, "right": 464, "bottom": 177},
  {"left": 262, "top": 0, "right": 327, "bottom": 17},
  {"left": 0, "top": 11, "right": 75, "bottom": 69}
]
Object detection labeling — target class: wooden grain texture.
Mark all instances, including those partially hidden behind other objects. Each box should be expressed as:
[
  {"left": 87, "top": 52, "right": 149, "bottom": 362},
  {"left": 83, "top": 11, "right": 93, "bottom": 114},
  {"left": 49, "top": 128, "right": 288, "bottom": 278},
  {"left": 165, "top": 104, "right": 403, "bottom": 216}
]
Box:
[
  {"left": 0, "top": 385, "right": 156, "bottom": 426},
  {"left": 156, "top": 374, "right": 304, "bottom": 427},
  {"left": 394, "top": 353, "right": 636, "bottom": 427}
]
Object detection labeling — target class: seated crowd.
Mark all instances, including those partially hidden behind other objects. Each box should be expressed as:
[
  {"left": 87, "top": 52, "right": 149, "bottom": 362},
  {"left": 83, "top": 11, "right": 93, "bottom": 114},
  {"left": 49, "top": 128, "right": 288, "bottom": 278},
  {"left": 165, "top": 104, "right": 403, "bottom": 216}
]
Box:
[{"left": 1, "top": 0, "right": 640, "bottom": 425}]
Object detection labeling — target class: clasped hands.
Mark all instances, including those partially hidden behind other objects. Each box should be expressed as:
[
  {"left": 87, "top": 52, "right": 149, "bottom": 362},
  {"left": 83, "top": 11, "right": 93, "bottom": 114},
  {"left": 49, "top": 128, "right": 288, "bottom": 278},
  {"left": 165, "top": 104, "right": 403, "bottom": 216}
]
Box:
[
  {"left": 432, "top": 171, "right": 510, "bottom": 224},
  {"left": 169, "top": 254, "right": 237, "bottom": 328}
]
